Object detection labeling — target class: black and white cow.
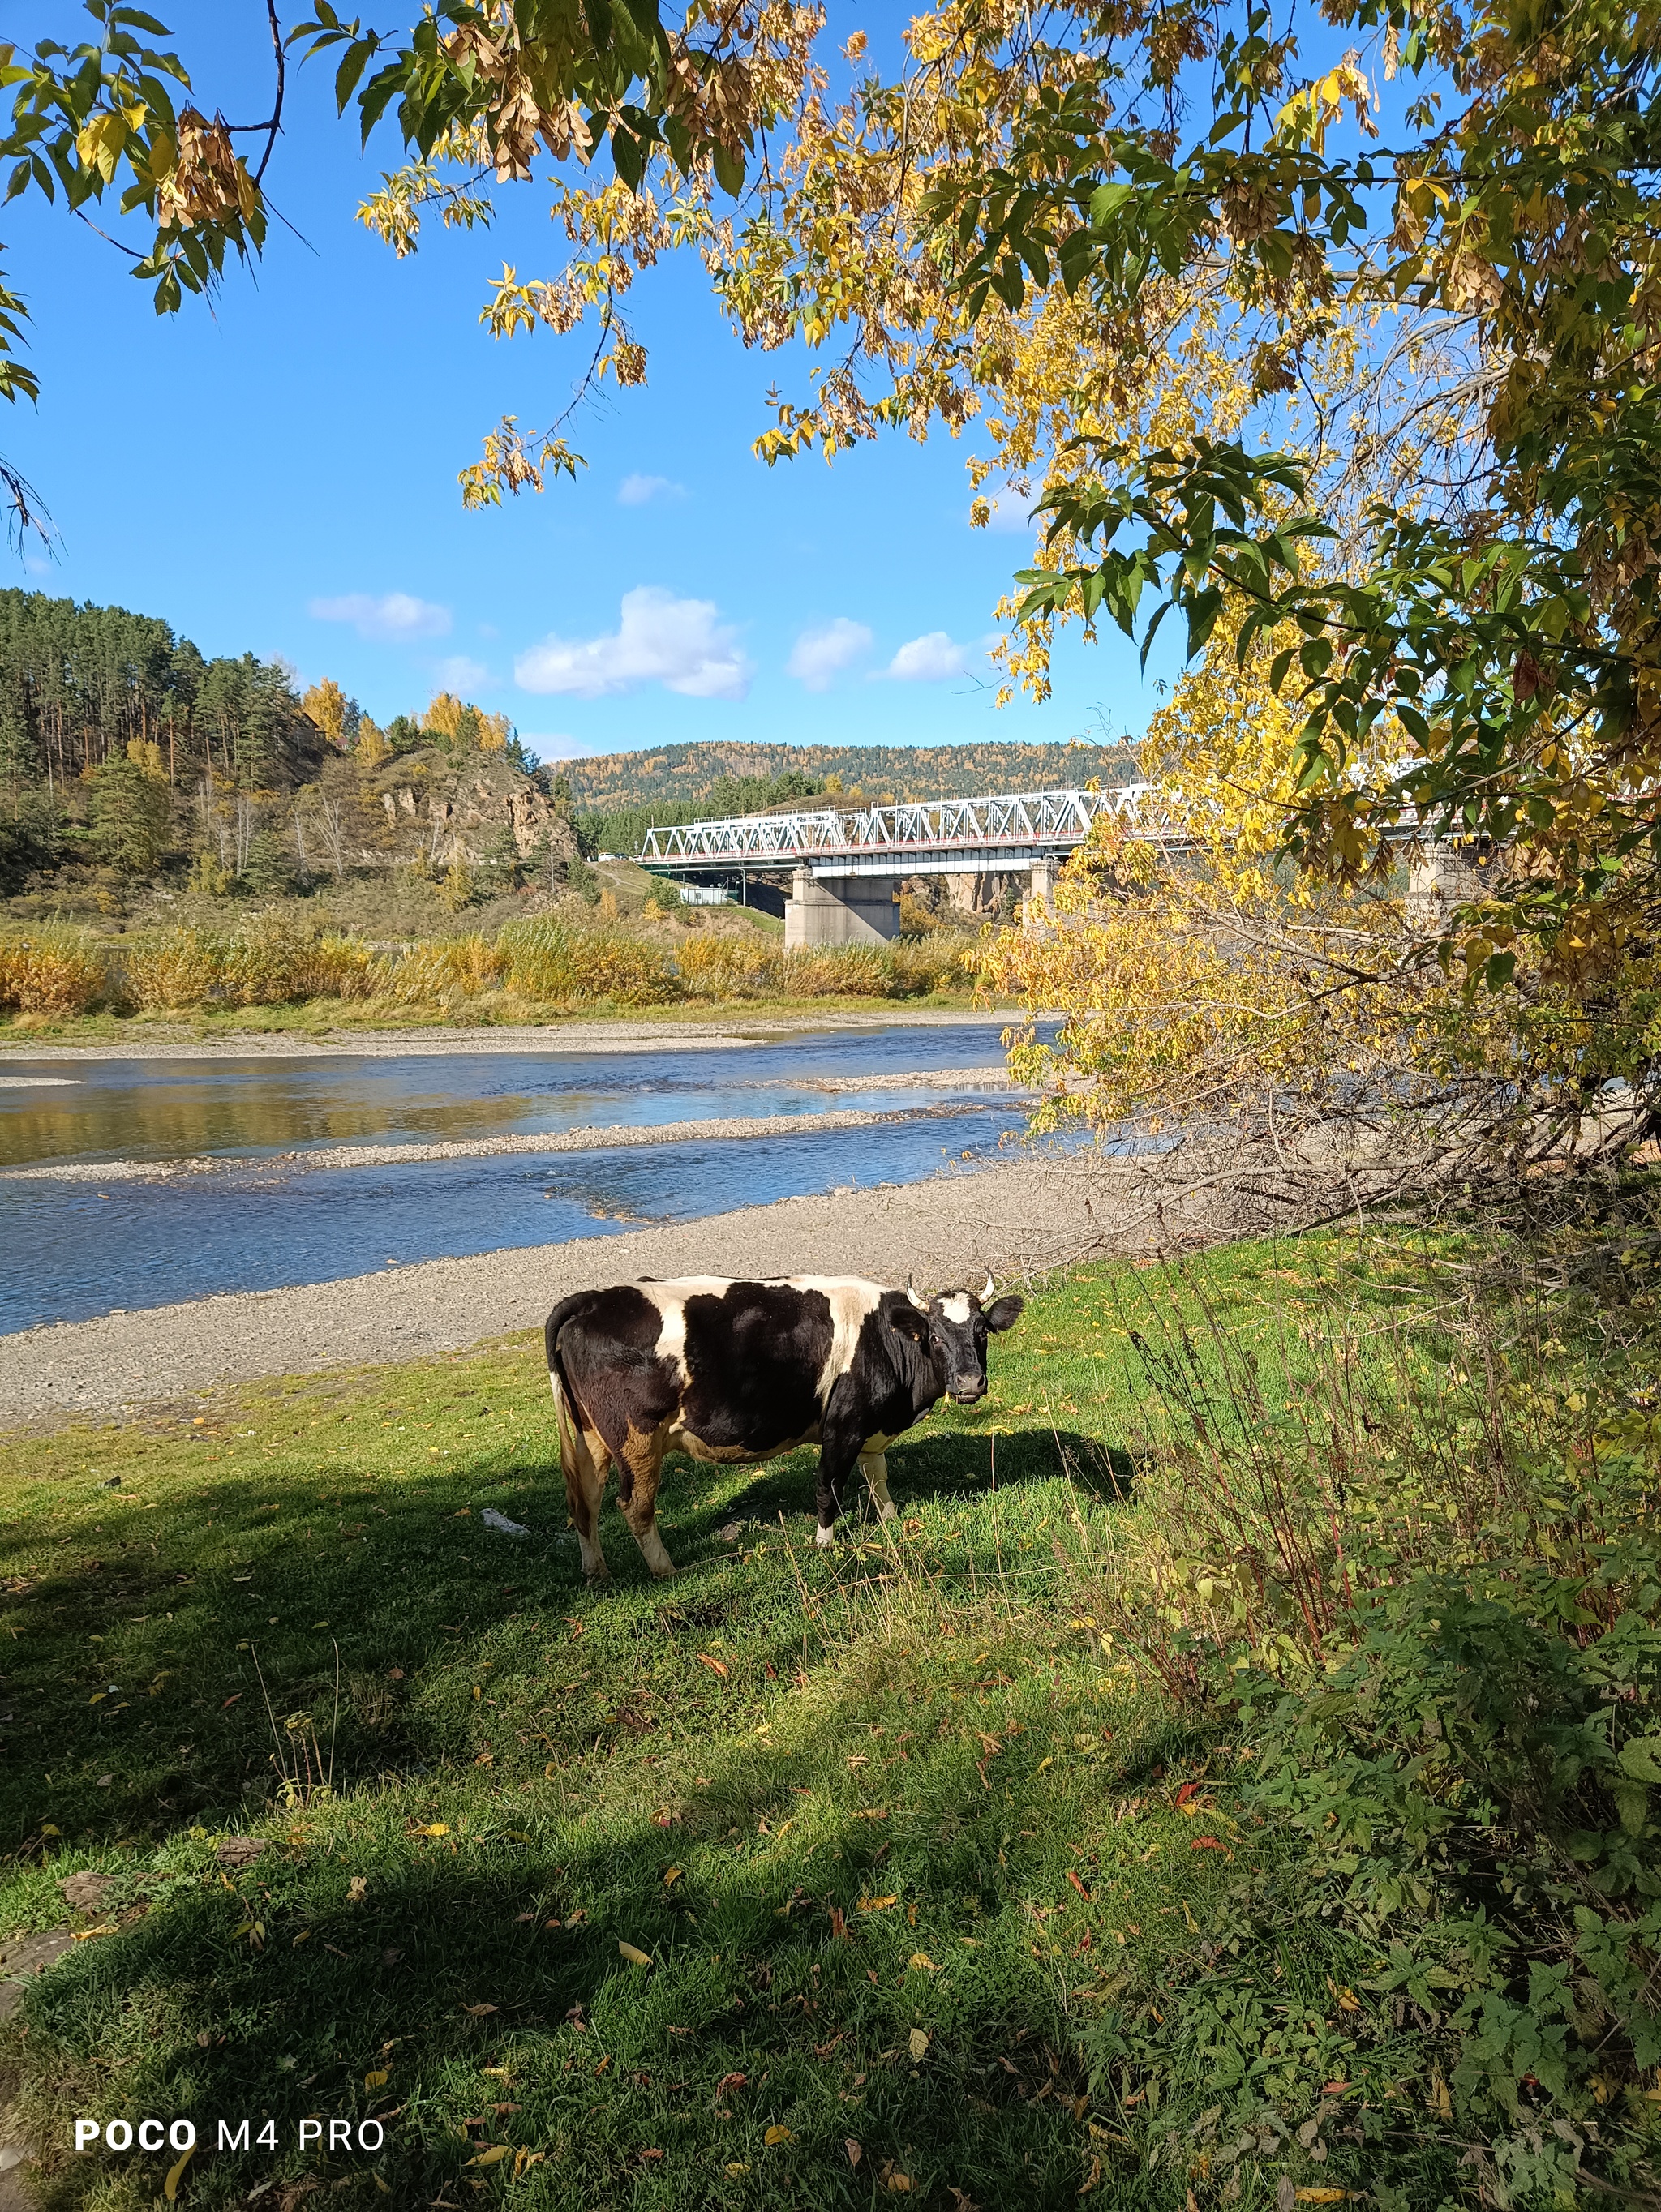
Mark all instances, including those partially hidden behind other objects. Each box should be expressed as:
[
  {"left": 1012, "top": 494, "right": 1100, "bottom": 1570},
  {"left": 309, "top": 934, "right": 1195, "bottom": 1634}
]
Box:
[{"left": 543, "top": 1274, "right": 1024, "bottom": 1578}]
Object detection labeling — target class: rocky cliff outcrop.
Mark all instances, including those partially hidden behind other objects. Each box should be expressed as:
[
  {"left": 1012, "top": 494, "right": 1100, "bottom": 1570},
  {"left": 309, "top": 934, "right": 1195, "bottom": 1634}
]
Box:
[{"left": 371, "top": 748, "right": 579, "bottom": 868}]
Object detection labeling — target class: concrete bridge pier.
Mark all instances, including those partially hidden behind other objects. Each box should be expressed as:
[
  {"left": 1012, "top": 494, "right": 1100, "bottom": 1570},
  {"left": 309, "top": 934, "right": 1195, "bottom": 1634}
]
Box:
[
  {"left": 1406, "top": 842, "right": 1495, "bottom": 929},
  {"left": 785, "top": 870, "right": 900, "bottom": 949}
]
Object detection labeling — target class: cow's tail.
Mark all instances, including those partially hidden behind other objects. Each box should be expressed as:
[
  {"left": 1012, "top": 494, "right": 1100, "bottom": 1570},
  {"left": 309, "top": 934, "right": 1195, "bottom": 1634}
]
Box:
[{"left": 543, "top": 1293, "right": 591, "bottom": 1475}]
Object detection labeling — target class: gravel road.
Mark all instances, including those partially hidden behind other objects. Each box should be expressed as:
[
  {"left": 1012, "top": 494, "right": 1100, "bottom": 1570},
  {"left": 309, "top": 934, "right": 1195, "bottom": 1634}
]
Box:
[{"left": 0, "top": 1149, "right": 1200, "bottom": 1425}]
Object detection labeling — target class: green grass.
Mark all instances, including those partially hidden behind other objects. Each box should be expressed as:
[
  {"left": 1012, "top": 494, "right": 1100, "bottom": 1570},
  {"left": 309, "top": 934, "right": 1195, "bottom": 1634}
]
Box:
[
  {"left": 0, "top": 988, "right": 991, "bottom": 1048},
  {"left": 0, "top": 1237, "right": 1428, "bottom": 2209}
]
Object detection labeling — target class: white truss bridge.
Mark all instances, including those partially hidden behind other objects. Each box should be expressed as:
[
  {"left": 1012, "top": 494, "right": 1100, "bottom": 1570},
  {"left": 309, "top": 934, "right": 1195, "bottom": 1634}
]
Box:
[{"left": 637, "top": 784, "right": 1174, "bottom": 881}]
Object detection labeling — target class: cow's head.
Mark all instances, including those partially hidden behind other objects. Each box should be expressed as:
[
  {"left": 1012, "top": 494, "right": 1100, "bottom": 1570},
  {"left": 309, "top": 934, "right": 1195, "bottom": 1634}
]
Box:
[{"left": 903, "top": 1273, "right": 1025, "bottom": 1404}]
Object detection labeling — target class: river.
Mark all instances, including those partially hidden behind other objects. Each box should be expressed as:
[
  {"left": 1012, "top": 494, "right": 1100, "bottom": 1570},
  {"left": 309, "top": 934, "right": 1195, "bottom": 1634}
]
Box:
[{"left": 0, "top": 1020, "right": 1037, "bottom": 1331}]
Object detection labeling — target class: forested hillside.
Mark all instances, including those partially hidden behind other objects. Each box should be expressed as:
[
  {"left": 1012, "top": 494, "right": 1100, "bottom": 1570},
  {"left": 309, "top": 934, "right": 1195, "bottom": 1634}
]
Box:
[
  {"left": 0, "top": 585, "right": 1136, "bottom": 911},
  {"left": 564, "top": 735, "right": 1135, "bottom": 829},
  {"left": 0, "top": 589, "right": 570, "bottom": 914}
]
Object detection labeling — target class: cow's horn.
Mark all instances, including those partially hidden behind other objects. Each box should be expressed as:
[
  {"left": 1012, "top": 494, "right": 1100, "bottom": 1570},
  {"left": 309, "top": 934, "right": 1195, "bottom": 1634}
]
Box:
[
  {"left": 906, "top": 1275, "right": 928, "bottom": 1311},
  {"left": 980, "top": 1270, "right": 996, "bottom": 1301}
]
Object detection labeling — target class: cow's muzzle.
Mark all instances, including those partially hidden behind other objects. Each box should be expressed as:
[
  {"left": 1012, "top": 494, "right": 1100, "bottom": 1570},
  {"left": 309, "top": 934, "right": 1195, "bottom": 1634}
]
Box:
[{"left": 950, "top": 1385, "right": 986, "bottom": 1404}]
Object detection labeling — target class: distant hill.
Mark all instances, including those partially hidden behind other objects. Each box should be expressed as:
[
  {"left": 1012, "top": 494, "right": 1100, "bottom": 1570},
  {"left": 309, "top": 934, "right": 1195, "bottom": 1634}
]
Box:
[{"left": 555, "top": 738, "right": 1139, "bottom": 832}]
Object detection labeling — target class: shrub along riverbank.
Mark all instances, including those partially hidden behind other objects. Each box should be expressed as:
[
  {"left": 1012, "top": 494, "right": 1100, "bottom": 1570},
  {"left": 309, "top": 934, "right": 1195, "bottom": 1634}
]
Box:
[
  {"left": 0, "top": 915, "right": 975, "bottom": 1027},
  {"left": 2, "top": 1202, "right": 1658, "bottom": 2206}
]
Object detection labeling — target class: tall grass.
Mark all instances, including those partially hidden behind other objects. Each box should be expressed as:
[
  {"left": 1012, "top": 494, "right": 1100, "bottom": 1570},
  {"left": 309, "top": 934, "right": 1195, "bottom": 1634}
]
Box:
[
  {"left": 0, "top": 928, "right": 107, "bottom": 1014},
  {"left": 1, "top": 913, "right": 976, "bottom": 1020},
  {"left": 116, "top": 917, "right": 380, "bottom": 1011},
  {"left": 496, "top": 915, "right": 680, "bottom": 1008}
]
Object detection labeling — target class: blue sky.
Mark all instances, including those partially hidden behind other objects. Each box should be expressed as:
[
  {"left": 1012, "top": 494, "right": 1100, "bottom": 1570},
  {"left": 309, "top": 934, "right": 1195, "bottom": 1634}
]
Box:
[{"left": 0, "top": 6, "right": 1170, "bottom": 765}]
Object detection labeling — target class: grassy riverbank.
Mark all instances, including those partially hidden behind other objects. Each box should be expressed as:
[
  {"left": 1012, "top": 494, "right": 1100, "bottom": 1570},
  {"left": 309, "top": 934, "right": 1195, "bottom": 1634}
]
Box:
[
  {"left": 0, "top": 992, "right": 988, "bottom": 1049},
  {"left": 2, "top": 1215, "right": 1659, "bottom": 2207},
  {"left": 0, "top": 912, "right": 984, "bottom": 1046}
]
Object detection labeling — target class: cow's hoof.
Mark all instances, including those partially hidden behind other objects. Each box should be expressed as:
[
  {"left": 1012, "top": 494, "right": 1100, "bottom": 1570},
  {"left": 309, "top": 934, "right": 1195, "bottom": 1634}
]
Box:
[
  {"left": 813, "top": 1522, "right": 837, "bottom": 1549},
  {"left": 650, "top": 1563, "right": 679, "bottom": 1580}
]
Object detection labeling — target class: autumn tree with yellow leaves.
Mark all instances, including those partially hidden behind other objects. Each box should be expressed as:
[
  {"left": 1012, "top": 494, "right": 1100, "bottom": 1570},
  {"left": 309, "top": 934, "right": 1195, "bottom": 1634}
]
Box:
[
  {"left": 20, "top": 2, "right": 1661, "bottom": 1160},
  {"left": 348, "top": 0, "right": 1661, "bottom": 1164}
]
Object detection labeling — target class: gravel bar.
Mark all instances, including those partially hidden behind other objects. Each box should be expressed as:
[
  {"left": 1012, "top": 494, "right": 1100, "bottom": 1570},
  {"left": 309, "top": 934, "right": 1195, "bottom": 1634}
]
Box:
[
  {"left": 2, "top": 1099, "right": 1006, "bottom": 1183},
  {"left": 0, "top": 1150, "right": 1196, "bottom": 1424}
]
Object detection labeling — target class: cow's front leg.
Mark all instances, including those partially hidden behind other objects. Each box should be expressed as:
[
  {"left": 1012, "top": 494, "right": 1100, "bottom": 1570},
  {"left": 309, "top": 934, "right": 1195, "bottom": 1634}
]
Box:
[
  {"left": 814, "top": 1425, "right": 865, "bottom": 1548},
  {"left": 859, "top": 1451, "right": 897, "bottom": 1523}
]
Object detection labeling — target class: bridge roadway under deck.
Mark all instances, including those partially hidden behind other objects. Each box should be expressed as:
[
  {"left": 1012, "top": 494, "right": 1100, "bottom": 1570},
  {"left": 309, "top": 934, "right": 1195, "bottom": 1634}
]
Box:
[{"left": 636, "top": 787, "right": 1167, "bottom": 946}]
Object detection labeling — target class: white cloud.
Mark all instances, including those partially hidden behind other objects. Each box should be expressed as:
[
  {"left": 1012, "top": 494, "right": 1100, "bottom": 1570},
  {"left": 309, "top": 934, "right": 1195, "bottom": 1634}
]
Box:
[
  {"left": 309, "top": 591, "right": 452, "bottom": 643},
  {"left": 617, "top": 472, "right": 685, "bottom": 506},
  {"left": 515, "top": 586, "right": 752, "bottom": 702},
  {"left": 432, "top": 654, "right": 491, "bottom": 694},
  {"left": 787, "top": 617, "right": 873, "bottom": 692},
  {"left": 980, "top": 487, "right": 1036, "bottom": 534},
  {"left": 879, "top": 631, "right": 971, "bottom": 683}
]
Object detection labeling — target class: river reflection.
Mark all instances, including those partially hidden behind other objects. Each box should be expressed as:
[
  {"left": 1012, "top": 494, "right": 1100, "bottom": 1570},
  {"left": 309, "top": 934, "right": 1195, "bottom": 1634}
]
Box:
[
  {"left": 0, "top": 1024, "right": 1040, "bottom": 1331},
  {"left": 0, "top": 1022, "right": 1015, "bottom": 1168}
]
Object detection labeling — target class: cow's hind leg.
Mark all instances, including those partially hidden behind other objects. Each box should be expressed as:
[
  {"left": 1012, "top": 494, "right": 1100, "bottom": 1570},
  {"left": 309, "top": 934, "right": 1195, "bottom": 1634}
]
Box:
[
  {"left": 551, "top": 1372, "right": 612, "bottom": 1579},
  {"left": 860, "top": 1451, "right": 897, "bottom": 1524},
  {"left": 615, "top": 1428, "right": 677, "bottom": 1579},
  {"left": 569, "top": 1426, "right": 614, "bottom": 1580}
]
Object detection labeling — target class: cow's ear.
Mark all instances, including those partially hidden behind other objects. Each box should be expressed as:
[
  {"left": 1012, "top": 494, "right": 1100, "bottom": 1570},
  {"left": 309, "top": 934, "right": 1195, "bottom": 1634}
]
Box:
[
  {"left": 983, "top": 1295, "right": 1024, "bottom": 1332},
  {"left": 890, "top": 1300, "right": 930, "bottom": 1343}
]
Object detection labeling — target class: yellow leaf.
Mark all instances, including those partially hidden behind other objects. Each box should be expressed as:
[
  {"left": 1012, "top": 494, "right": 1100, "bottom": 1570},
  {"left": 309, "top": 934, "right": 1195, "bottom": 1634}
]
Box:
[
  {"left": 618, "top": 1941, "right": 653, "bottom": 1967},
  {"left": 859, "top": 1895, "right": 899, "bottom": 1912},
  {"left": 908, "top": 2028, "right": 929, "bottom": 2061},
  {"left": 764, "top": 2125, "right": 792, "bottom": 2145},
  {"left": 1336, "top": 1986, "right": 1360, "bottom": 2012},
  {"left": 373, "top": 2176, "right": 390, "bottom": 2195},
  {"left": 364, "top": 2069, "right": 388, "bottom": 2090},
  {"left": 71, "top": 1924, "right": 118, "bottom": 1942},
  {"left": 467, "top": 2144, "right": 510, "bottom": 2167},
  {"left": 887, "top": 2175, "right": 912, "bottom": 2194},
  {"left": 414, "top": 1822, "right": 449, "bottom": 1837},
  {"left": 725, "top": 2165, "right": 750, "bottom": 2179},
  {"left": 163, "top": 2141, "right": 195, "bottom": 2200},
  {"left": 663, "top": 1866, "right": 681, "bottom": 1886},
  {"left": 1294, "top": 2193, "right": 1350, "bottom": 2206},
  {"left": 908, "top": 1953, "right": 939, "bottom": 1971}
]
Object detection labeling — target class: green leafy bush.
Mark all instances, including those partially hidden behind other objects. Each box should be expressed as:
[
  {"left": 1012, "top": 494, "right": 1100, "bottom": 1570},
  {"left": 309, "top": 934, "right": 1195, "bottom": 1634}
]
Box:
[{"left": 1071, "top": 1211, "right": 1661, "bottom": 2204}]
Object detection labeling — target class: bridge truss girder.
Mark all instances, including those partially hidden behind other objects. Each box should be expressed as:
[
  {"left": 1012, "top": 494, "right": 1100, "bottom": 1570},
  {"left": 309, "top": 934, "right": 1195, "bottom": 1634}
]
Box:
[{"left": 636, "top": 785, "right": 1172, "bottom": 879}]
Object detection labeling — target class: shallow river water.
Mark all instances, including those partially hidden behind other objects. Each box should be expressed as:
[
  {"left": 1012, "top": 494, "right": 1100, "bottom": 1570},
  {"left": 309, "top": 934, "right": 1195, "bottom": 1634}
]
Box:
[{"left": 0, "top": 1022, "right": 1034, "bottom": 1331}]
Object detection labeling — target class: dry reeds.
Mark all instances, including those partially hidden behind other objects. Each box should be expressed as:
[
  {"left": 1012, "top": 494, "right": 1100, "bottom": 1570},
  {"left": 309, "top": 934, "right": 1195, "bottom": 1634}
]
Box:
[{"left": 0, "top": 929, "right": 108, "bottom": 1014}]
